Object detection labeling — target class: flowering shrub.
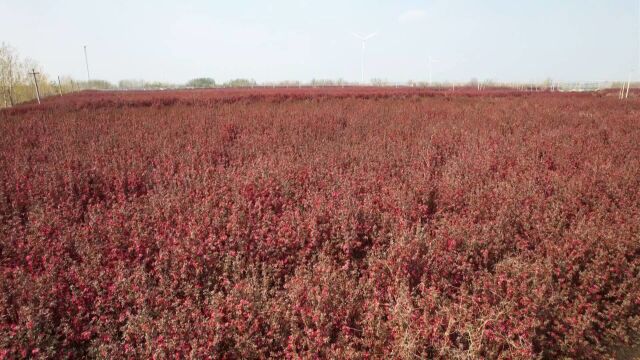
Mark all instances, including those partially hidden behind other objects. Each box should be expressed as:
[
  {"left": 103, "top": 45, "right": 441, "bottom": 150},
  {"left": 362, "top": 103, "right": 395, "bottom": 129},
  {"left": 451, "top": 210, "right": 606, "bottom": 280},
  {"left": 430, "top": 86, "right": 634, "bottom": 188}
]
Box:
[{"left": 0, "top": 88, "right": 639, "bottom": 358}]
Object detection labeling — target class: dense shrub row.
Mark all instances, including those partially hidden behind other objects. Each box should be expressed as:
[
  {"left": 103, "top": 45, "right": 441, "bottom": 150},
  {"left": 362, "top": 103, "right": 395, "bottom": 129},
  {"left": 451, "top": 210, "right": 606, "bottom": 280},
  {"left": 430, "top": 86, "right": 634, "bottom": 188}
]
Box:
[
  {"left": 2, "top": 87, "right": 551, "bottom": 115},
  {"left": 1, "top": 89, "right": 639, "bottom": 358}
]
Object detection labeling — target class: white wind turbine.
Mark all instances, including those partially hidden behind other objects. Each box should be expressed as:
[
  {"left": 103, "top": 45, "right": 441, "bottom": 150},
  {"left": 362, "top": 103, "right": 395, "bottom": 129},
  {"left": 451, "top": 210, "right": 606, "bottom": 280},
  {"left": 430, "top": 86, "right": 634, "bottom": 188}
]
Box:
[
  {"left": 352, "top": 32, "right": 377, "bottom": 84},
  {"left": 428, "top": 56, "right": 440, "bottom": 86}
]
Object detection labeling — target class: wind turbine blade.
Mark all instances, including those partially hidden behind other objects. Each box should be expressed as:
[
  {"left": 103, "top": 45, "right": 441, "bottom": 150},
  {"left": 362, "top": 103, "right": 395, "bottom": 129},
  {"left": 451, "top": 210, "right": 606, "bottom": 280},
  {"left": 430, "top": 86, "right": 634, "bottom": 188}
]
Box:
[
  {"left": 352, "top": 32, "right": 365, "bottom": 40},
  {"left": 363, "top": 32, "right": 378, "bottom": 40}
]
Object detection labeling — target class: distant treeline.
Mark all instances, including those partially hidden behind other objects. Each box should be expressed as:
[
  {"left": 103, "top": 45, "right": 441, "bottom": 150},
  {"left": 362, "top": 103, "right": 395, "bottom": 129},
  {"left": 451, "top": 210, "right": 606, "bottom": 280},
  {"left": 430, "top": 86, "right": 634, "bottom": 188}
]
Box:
[{"left": 2, "top": 42, "right": 637, "bottom": 108}]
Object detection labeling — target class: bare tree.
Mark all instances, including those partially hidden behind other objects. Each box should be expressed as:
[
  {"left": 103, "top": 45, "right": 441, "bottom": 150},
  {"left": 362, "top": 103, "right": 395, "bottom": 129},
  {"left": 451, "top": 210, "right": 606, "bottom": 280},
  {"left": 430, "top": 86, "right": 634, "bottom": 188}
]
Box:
[
  {"left": 0, "top": 43, "right": 18, "bottom": 107},
  {"left": 0, "top": 43, "right": 55, "bottom": 107}
]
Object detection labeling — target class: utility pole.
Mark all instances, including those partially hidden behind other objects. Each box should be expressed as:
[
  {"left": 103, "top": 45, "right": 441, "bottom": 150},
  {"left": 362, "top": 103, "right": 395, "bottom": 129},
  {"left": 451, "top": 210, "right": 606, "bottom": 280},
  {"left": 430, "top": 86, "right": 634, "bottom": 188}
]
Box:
[
  {"left": 84, "top": 45, "right": 91, "bottom": 87},
  {"left": 30, "top": 69, "right": 41, "bottom": 104},
  {"left": 57, "top": 76, "right": 63, "bottom": 96},
  {"left": 620, "top": 83, "right": 624, "bottom": 100}
]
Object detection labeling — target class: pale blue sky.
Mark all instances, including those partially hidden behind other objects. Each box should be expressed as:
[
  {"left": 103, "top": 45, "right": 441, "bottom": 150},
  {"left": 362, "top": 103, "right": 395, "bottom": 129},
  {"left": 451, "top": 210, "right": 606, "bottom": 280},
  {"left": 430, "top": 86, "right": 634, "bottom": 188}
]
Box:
[{"left": 1, "top": 0, "right": 638, "bottom": 83}]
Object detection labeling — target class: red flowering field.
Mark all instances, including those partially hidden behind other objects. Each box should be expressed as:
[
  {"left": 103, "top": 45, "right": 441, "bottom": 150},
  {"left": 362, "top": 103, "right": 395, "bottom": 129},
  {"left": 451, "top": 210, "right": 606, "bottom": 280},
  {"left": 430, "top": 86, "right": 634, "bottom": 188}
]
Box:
[{"left": 1, "top": 88, "right": 639, "bottom": 358}]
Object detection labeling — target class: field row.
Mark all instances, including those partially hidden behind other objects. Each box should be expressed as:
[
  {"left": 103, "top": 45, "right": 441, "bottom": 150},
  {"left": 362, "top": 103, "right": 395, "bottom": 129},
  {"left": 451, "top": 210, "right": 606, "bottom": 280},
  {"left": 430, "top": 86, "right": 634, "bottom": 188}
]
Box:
[{"left": 1, "top": 89, "right": 639, "bottom": 358}]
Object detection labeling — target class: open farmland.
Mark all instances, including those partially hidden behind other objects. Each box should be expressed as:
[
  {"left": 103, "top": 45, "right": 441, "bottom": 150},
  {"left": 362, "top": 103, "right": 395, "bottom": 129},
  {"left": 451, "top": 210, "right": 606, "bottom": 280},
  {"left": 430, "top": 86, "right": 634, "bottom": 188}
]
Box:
[{"left": 1, "top": 88, "right": 639, "bottom": 358}]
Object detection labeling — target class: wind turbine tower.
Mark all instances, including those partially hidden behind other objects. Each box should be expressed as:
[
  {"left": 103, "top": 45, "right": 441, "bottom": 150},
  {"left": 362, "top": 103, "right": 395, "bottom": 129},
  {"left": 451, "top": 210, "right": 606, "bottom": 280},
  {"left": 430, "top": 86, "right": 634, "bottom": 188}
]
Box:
[
  {"left": 84, "top": 45, "right": 91, "bottom": 84},
  {"left": 352, "top": 32, "right": 377, "bottom": 84},
  {"left": 428, "top": 56, "right": 439, "bottom": 86}
]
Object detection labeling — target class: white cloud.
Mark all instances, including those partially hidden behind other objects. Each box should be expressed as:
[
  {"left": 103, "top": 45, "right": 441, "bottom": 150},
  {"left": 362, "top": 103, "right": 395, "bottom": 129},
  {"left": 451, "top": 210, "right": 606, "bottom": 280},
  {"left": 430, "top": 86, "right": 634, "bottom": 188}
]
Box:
[{"left": 398, "top": 9, "right": 427, "bottom": 24}]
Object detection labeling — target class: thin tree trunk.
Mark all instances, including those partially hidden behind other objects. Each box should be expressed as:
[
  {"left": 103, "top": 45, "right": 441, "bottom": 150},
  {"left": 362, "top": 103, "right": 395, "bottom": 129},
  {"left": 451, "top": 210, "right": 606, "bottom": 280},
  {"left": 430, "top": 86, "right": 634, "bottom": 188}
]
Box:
[
  {"left": 0, "top": 79, "right": 5, "bottom": 107},
  {"left": 7, "top": 82, "right": 13, "bottom": 106},
  {"left": 7, "top": 65, "right": 14, "bottom": 106}
]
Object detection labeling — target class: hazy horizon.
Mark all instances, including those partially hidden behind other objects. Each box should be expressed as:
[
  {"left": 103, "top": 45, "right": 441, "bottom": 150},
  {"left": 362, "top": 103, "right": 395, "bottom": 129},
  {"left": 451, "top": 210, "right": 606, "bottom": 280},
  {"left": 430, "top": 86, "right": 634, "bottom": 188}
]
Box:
[{"left": 1, "top": 0, "right": 639, "bottom": 84}]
